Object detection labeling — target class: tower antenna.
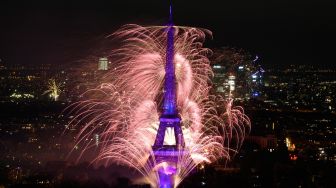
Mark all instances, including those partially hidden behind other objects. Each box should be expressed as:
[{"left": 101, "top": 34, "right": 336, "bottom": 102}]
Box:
[{"left": 169, "top": 0, "right": 173, "bottom": 25}]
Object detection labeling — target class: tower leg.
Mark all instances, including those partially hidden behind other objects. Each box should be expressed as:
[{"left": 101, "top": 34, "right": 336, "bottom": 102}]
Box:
[
  {"left": 158, "top": 167, "right": 175, "bottom": 188},
  {"left": 154, "top": 125, "right": 166, "bottom": 146}
]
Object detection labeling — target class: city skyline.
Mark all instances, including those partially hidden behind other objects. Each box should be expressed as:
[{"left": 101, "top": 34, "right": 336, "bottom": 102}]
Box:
[{"left": 1, "top": 1, "right": 336, "bottom": 188}]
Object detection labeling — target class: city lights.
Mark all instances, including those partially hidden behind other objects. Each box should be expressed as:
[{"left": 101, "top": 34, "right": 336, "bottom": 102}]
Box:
[{"left": 0, "top": 1, "right": 333, "bottom": 187}]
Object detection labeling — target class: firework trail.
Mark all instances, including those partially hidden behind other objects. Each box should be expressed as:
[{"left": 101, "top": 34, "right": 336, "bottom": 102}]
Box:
[{"left": 66, "top": 24, "right": 250, "bottom": 187}]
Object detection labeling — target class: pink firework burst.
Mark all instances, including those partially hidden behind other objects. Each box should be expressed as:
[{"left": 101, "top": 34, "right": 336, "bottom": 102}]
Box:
[{"left": 66, "top": 24, "right": 251, "bottom": 187}]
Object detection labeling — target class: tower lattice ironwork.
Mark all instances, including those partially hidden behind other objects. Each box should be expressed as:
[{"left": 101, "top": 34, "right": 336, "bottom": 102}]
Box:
[{"left": 152, "top": 3, "right": 186, "bottom": 188}]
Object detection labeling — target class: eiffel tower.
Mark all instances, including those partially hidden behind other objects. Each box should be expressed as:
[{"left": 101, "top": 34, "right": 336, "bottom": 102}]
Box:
[{"left": 152, "top": 3, "right": 186, "bottom": 188}]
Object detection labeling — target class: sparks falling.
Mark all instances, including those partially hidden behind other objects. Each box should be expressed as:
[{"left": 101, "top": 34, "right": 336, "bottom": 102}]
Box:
[{"left": 67, "top": 24, "right": 251, "bottom": 187}]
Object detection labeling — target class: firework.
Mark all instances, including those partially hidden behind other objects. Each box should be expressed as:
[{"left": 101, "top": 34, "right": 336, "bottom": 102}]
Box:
[
  {"left": 66, "top": 24, "right": 251, "bottom": 187},
  {"left": 44, "top": 78, "right": 62, "bottom": 101}
]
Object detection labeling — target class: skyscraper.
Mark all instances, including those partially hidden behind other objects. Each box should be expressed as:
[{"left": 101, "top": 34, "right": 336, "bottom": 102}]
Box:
[{"left": 98, "top": 57, "right": 108, "bottom": 70}]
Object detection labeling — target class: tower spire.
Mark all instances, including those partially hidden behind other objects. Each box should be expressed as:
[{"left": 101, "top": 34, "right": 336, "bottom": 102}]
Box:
[{"left": 162, "top": 0, "right": 177, "bottom": 116}]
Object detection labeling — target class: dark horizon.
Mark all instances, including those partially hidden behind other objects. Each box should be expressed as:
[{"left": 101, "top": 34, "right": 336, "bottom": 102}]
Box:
[{"left": 0, "top": 0, "right": 332, "bottom": 67}]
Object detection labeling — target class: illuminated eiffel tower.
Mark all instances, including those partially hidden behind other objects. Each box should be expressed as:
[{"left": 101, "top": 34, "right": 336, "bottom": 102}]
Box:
[{"left": 152, "top": 3, "right": 186, "bottom": 188}]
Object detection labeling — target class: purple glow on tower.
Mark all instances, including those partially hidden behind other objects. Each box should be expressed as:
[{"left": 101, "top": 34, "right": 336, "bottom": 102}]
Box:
[
  {"left": 162, "top": 6, "right": 176, "bottom": 116},
  {"left": 153, "top": 3, "right": 186, "bottom": 188},
  {"left": 153, "top": 2, "right": 184, "bottom": 148}
]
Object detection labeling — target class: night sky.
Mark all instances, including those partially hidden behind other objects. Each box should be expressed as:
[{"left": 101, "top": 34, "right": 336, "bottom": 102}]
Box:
[{"left": 0, "top": 0, "right": 333, "bottom": 67}]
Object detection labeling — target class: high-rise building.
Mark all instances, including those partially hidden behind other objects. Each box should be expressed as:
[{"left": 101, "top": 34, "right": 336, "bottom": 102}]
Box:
[
  {"left": 98, "top": 57, "right": 108, "bottom": 70},
  {"left": 228, "top": 75, "right": 236, "bottom": 92}
]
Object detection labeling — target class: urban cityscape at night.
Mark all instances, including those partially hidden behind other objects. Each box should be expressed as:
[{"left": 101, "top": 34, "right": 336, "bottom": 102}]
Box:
[{"left": 1, "top": 0, "right": 334, "bottom": 188}]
